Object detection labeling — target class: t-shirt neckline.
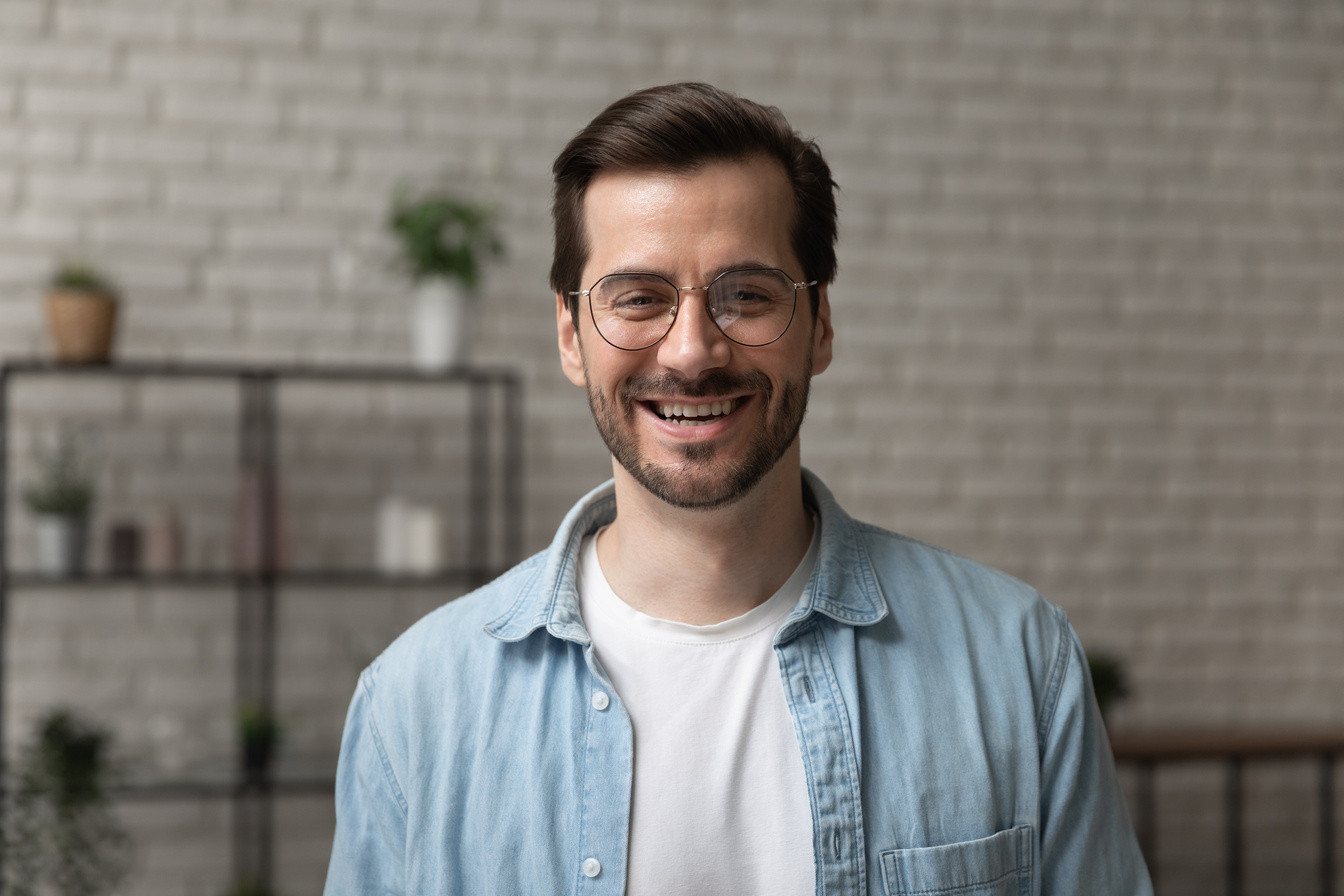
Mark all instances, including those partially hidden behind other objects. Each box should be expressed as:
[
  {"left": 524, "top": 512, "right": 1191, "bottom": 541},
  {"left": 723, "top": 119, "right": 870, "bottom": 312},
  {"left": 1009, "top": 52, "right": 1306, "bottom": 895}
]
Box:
[{"left": 579, "top": 514, "right": 820, "bottom": 646}]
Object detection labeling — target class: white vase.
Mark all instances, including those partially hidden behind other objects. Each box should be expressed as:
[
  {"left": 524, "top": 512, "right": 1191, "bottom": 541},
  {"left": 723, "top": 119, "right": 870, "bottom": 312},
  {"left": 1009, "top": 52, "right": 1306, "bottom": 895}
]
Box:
[
  {"left": 412, "top": 278, "right": 471, "bottom": 371},
  {"left": 32, "top": 513, "right": 88, "bottom": 577}
]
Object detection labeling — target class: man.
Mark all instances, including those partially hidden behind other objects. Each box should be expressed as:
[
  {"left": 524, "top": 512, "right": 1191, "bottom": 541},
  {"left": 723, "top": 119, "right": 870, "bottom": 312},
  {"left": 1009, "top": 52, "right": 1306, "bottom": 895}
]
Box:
[{"left": 325, "top": 82, "right": 1152, "bottom": 895}]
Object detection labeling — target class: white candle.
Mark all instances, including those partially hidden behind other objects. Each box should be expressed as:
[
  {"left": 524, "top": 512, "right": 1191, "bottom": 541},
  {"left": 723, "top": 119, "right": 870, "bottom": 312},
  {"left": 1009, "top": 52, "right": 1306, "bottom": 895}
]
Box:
[
  {"left": 404, "top": 506, "right": 441, "bottom": 575},
  {"left": 377, "top": 497, "right": 407, "bottom": 574}
]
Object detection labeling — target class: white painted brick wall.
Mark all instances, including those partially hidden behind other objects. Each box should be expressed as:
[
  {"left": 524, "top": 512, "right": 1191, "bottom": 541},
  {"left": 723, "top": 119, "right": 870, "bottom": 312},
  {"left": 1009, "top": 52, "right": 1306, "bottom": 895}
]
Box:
[{"left": 2, "top": 0, "right": 1342, "bottom": 891}]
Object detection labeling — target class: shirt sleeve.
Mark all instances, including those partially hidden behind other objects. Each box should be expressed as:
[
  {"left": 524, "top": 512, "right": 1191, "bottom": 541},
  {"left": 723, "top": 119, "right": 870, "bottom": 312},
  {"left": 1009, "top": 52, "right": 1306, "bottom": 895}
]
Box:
[
  {"left": 324, "top": 664, "right": 408, "bottom": 896},
  {"left": 1037, "top": 611, "right": 1154, "bottom": 895}
]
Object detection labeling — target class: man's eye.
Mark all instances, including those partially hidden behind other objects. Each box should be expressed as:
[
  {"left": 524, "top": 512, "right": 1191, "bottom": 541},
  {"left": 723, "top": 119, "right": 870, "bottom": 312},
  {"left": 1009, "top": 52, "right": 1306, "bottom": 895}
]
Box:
[
  {"left": 615, "top": 294, "right": 657, "bottom": 307},
  {"left": 610, "top": 292, "right": 672, "bottom": 318},
  {"left": 718, "top": 288, "right": 779, "bottom": 316},
  {"left": 613, "top": 293, "right": 669, "bottom": 311}
]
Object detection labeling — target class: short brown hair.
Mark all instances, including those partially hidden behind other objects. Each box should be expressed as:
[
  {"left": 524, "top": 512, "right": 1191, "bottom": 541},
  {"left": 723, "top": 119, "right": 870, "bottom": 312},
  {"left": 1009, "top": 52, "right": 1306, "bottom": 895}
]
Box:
[{"left": 550, "top": 82, "right": 838, "bottom": 326}]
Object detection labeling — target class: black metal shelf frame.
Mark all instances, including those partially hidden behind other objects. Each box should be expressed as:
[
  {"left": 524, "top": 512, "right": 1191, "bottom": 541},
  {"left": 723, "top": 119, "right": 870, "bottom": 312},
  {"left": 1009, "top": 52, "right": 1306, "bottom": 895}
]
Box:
[
  {"left": 4, "top": 569, "right": 502, "bottom": 588},
  {"left": 0, "top": 359, "right": 523, "bottom": 891}
]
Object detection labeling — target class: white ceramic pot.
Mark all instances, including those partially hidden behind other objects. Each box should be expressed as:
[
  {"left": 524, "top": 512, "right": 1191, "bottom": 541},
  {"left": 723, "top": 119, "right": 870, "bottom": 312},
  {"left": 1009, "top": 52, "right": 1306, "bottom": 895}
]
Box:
[
  {"left": 32, "top": 513, "right": 88, "bottom": 577},
  {"left": 412, "top": 278, "right": 472, "bottom": 371}
]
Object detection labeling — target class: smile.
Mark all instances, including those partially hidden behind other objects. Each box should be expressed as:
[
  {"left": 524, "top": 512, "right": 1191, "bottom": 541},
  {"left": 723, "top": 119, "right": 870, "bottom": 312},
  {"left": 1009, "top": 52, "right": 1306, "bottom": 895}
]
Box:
[{"left": 651, "top": 398, "right": 740, "bottom": 426}]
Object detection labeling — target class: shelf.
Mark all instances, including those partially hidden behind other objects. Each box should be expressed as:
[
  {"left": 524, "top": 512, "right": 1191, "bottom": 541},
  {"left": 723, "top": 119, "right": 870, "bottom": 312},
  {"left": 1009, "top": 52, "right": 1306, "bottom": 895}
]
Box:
[
  {"left": 1, "top": 358, "right": 519, "bottom": 386},
  {"left": 0, "top": 774, "right": 335, "bottom": 802},
  {"left": 1, "top": 356, "right": 524, "bottom": 887},
  {"left": 2, "top": 567, "right": 505, "bottom": 589},
  {"left": 109, "top": 775, "right": 335, "bottom": 802}
]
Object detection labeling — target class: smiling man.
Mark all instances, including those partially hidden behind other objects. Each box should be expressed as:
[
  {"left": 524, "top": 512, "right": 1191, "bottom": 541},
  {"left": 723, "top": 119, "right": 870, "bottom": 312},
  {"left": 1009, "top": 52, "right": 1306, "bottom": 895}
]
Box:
[{"left": 325, "top": 83, "right": 1152, "bottom": 895}]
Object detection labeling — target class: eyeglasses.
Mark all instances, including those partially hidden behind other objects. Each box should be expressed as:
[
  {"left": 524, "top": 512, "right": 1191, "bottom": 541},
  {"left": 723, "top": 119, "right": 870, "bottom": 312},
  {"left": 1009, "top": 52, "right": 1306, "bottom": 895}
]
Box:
[{"left": 571, "top": 268, "right": 816, "bottom": 352}]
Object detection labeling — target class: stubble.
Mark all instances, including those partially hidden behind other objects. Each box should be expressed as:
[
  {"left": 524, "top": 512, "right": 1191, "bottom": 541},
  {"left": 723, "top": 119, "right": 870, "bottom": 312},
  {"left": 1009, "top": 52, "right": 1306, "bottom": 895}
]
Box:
[{"left": 585, "top": 365, "right": 812, "bottom": 511}]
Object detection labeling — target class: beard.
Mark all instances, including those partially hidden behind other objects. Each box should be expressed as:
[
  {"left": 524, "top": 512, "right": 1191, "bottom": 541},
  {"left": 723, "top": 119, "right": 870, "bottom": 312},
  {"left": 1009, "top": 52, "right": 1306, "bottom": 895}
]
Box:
[{"left": 585, "top": 363, "right": 812, "bottom": 511}]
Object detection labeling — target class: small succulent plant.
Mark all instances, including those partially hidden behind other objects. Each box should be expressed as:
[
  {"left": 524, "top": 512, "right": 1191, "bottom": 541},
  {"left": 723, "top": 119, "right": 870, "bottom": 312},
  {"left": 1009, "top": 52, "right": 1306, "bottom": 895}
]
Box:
[{"left": 49, "top": 261, "right": 120, "bottom": 299}]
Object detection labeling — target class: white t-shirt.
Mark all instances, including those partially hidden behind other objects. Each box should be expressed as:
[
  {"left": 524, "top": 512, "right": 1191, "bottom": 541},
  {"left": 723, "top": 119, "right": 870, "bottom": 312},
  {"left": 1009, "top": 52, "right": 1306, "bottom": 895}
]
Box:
[{"left": 577, "top": 526, "right": 819, "bottom": 896}]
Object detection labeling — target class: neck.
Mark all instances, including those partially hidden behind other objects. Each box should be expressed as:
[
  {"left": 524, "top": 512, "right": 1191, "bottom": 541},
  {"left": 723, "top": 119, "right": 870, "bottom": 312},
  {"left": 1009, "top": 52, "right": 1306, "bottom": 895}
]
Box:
[{"left": 596, "top": 444, "right": 813, "bottom": 625}]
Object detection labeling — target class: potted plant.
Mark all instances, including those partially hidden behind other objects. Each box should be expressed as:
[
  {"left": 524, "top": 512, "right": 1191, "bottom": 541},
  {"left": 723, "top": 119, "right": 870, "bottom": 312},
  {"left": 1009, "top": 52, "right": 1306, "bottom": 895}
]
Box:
[
  {"left": 1087, "top": 650, "right": 1131, "bottom": 724},
  {"left": 2, "top": 708, "right": 132, "bottom": 896},
  {"left": 221, "top": 881, "right": 281, "bottom": 896},
  {"left": 45, "top": 261, "right": 121, "bottom": 364},
  {"left": 237, "top": 702, "right": 282, "bottom": 785},
  {"left": 388, "top": 185, "right": 504, "bottom": 370},
  {"left": 22, "top": 429, "right": 95, "bottom": 578}
]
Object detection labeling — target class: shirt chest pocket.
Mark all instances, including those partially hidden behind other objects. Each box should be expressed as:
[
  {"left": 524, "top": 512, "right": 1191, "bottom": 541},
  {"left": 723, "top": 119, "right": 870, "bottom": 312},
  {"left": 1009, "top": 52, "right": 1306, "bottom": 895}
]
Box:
[{"left": 879, "top": 825, "right": 1033, "bottom": 896}]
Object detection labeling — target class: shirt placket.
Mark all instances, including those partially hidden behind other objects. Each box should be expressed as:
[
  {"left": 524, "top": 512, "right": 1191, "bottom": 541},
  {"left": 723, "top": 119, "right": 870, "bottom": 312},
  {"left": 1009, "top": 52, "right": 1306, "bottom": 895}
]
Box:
[
  {"left": 777, "top": 625, "right": 867, "bottom": 896},
  {"left": 575, "top": 645, "right": 633, "bottom": 895}
]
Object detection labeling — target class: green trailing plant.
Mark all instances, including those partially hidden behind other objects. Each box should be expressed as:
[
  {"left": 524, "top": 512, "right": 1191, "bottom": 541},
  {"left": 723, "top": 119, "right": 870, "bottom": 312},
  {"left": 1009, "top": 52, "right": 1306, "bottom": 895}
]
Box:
[
  {"left": 2, "top": 709, "right": 132, "bottom": 896},
  {"left": 22, "top": 429, "right": 95, "bottom": 517},
  {"left": 49, "top": 261, "right": 120, "bottom": 299},
  {"left": 388, "top": 186, "right": 504, "bottom": 288},
  {"left": 1087, "top": 650, "right": 1131, "bottom": 721}
]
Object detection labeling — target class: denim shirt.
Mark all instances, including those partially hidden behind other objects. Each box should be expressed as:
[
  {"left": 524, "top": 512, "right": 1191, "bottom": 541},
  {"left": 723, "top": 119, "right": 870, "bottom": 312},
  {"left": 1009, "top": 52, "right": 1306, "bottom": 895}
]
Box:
[{"left": 325, "top": 472, "right": 1152, "bottom": 896}]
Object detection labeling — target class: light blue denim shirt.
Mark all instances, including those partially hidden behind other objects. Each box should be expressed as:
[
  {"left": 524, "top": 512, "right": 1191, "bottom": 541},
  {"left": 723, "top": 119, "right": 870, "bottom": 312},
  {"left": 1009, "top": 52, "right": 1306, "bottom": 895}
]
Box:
[{"left": 325, "top": 471, "right": 1152, "bottom": 895}]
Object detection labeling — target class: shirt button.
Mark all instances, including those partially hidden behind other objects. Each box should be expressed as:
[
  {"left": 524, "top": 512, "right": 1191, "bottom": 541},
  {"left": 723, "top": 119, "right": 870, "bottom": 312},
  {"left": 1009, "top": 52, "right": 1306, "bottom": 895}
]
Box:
[
  {"left": 591, "top": 691, "right": 609, "bottom": 711},
  {"left": 582, "top": 857, "right": 601, "bottom": 878}
]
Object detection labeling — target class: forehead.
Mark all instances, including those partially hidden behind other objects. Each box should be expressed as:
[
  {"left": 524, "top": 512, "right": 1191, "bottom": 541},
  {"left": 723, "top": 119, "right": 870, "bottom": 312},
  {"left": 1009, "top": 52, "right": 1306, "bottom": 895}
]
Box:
[{"left": 580, "top": 157, "right": 796, "bottom": 280}]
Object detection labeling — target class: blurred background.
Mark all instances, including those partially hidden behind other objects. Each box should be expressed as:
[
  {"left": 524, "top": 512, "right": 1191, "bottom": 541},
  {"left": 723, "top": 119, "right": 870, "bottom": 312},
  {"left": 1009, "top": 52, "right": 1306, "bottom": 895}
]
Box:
[{"left": 0, "top": 0, "right": 1341, "bottom": 893}]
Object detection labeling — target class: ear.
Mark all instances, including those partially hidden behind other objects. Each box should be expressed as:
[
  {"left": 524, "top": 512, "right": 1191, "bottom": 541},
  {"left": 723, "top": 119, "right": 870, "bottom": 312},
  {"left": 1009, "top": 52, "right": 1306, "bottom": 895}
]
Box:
[
  {"left": 557, "top": 292, "right": 587, "bottom": 387},
  {"left": 809, "top": 284, "right": 834, "bottom": 376}
]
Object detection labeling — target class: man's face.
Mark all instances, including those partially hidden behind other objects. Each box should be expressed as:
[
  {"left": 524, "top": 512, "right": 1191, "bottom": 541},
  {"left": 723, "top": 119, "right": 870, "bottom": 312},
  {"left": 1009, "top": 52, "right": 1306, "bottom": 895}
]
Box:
[{"left": 556, "top": 157, "right": 833, "bottom": 510}]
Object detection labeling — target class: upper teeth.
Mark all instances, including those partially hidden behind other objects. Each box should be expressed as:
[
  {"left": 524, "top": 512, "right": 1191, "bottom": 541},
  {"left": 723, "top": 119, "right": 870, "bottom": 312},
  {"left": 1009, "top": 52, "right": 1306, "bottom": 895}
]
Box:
[{"left": 656, "top": 398, "right": 737, "bottom": 421}]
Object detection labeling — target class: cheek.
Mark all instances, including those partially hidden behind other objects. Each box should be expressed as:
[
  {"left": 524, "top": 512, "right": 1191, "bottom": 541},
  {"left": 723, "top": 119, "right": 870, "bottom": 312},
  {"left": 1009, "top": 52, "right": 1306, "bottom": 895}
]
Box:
[{"left": 583, "top": 351, "right": 631, "bottom": 396}]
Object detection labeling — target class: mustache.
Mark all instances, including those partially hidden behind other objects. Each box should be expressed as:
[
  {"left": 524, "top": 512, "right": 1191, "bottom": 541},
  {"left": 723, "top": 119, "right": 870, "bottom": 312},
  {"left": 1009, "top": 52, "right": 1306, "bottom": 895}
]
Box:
[{"left": 619, "top": 370, "right": 772, "bottom": 401}]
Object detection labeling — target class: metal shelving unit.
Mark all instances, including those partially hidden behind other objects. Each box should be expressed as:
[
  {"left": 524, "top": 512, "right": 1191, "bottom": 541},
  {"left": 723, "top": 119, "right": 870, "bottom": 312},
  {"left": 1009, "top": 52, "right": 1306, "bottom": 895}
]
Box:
[{"left": 0, "top": 359, "right": 523, "bottom": 890}]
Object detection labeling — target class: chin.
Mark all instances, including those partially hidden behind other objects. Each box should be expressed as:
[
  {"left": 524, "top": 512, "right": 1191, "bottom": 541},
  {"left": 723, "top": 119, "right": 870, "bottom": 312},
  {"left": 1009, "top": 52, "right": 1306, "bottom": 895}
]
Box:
[
  {"left": 591, "top": 376, "right": 811, "bottom": 511},
  {"left": 628, "top": 453, "right": 774, "bottom": 511}
]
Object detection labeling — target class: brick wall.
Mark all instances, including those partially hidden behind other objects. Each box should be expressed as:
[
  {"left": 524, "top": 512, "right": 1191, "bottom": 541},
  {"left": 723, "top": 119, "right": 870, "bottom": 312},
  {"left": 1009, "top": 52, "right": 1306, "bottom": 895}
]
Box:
[{"left": 2, "top": 0, "right": 1342, "bottom": 892}]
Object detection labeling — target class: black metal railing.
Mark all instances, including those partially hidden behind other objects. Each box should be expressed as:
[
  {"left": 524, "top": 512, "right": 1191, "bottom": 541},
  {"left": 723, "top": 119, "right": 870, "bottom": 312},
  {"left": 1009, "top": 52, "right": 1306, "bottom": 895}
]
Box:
[{"left": 1112, "top": 730, "right": 1344, "bottom": 896}]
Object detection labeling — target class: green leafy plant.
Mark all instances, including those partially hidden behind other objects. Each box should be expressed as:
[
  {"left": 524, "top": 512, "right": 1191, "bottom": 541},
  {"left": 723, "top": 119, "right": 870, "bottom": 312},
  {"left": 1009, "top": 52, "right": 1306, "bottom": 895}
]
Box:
[
  {"left": 388, "top": 186, "right": 504, "bottom": 288},
  {"left": 2, "top": 709, "right": 132, "bottom": 896},
  {"left": 1087, "top": 650, "right": 1131, "bottom": 721},
  {"left": 22, "top": 429, "right": 95, "bottom": 516},
  {"left": 221, "top": 880, "right": 281, "bottom": 896},
  {"left": 237, "top": 702, "right": 282, "bottom": 782},
  {"left": 237, "top": 702, "right": 282, "bottom": 746},
  {"left": 49, "top": 262, "right": 120, "bottom": 299}
]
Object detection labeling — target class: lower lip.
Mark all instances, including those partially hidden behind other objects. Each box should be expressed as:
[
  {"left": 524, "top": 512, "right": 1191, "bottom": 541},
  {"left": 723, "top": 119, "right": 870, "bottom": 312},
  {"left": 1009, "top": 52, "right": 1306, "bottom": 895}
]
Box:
[{"left": 641, "top": 397, "right": 752, "bottom": 438}]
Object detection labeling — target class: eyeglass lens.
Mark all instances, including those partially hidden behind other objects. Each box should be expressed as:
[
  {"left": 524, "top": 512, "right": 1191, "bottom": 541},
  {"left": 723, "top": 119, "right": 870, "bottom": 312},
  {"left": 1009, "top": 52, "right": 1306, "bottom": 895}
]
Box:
[{"left": 589, "top": 268, "right": 798, "bottom": 350}]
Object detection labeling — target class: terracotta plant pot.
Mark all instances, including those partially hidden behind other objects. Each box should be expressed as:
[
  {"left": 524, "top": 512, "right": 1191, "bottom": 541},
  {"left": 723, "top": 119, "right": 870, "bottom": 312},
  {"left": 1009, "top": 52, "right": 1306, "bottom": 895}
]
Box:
[{"left": 44, "top": 289, "right": 119, "bottom": 364}]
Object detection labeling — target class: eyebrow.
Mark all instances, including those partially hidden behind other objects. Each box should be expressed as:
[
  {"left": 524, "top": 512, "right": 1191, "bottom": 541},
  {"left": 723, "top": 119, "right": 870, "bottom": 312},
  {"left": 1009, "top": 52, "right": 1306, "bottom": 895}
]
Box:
[{"left": 601, "top": 261, "right": 783, "bottom": 284}]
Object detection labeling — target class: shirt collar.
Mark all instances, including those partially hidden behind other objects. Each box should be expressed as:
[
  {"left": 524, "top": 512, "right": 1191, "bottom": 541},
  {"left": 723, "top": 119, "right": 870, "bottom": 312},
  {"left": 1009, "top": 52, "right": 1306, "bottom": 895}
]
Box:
[{"left": 483, "top": 469, "right": 888, "bottom": 644}]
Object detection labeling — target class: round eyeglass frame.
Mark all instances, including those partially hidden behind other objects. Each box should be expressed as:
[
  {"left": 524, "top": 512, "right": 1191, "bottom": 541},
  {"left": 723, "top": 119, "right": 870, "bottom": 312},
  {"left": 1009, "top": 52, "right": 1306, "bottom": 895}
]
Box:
[{"left": 570, "top": 267, "right": 817, "bottom": 352}]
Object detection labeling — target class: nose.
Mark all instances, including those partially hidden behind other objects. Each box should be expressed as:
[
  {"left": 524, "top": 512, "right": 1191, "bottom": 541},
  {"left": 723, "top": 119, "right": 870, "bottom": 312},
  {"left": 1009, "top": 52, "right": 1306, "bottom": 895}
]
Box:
[{"left": 655, "top": 288, "right": 732, "bottom": 380}]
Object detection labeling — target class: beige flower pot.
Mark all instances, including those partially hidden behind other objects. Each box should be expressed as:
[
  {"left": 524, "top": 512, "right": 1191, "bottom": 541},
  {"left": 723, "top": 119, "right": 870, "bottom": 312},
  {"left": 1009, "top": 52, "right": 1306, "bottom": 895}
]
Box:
[
  {"left": 32, "top": 513, "right": 89, "bottom": 577},
  {"left": 44, "top": 289, "right": 119, "bottom": 363},
  {"left": 412, "top": 278, "right": 471, "bottom": 371}
]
